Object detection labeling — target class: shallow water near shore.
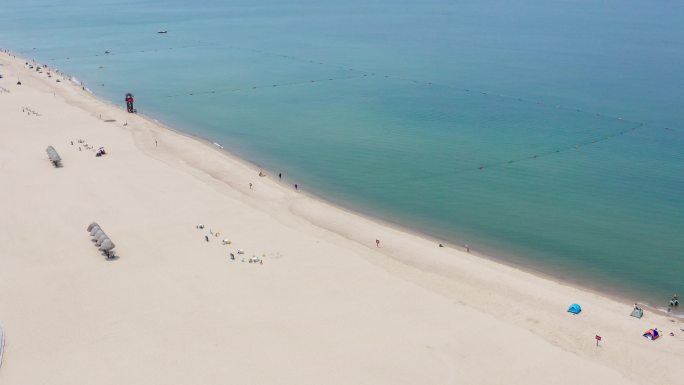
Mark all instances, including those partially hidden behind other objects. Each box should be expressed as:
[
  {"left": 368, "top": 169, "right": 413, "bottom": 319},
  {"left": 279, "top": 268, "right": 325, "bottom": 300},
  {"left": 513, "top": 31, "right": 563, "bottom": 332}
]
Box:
[{"left": 1, "top": 0, "right": 683, "bottom": 307}]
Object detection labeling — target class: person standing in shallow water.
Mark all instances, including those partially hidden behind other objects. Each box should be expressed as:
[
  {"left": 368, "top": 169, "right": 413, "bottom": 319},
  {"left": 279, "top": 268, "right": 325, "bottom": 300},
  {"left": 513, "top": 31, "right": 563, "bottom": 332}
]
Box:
[
  {"left": 279, "top": 173, "right": 282, "bottom": 180},
  {"left": 294, "top": 183, "right": 298, "bottom": 190}
]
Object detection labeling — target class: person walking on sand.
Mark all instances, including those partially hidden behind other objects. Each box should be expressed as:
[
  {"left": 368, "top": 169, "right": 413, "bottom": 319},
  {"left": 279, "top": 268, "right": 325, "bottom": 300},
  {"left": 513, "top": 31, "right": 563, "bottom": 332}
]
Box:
[
  {"left": 294, "top": 183, "right": 298, "bottom": 190},
  {"left": 155, "top": 140, "right": 157, "bottom": 147},
  {"left": 465, "top": 244, "right": 470, "bottom": 253},
  {"left": 205, "top": 235, "right": 209, "bottom": 242},
  {"left": 249, "top": 183, "right": 253, "bottom": 189},
  {"left": 376, "top": 239, "right": 380, "bottom": 247}
]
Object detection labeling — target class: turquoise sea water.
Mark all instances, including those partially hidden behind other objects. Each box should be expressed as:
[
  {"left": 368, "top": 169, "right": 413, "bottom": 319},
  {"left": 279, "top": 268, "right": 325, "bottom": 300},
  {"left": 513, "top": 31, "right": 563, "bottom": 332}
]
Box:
[{"left": 2, "top": 0, "right": 682, "bottom": 307}]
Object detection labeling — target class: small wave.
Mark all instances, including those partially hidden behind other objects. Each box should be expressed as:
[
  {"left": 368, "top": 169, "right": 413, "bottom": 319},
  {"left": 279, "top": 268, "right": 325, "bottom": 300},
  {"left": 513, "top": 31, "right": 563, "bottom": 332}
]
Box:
[{"left": 640, "top": 302, "right": 684, "bottom": 319}]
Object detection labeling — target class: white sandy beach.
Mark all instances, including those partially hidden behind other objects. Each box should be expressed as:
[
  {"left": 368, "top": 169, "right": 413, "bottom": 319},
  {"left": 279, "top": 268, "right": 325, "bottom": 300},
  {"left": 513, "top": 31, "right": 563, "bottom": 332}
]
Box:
[{"left": 0, "top": 52, "right": 682, "bottom": 384}]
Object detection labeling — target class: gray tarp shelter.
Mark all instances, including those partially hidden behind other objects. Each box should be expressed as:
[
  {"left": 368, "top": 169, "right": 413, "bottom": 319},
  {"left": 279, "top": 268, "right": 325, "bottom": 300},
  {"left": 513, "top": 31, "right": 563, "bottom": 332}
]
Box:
[
  {"left": 46, "top": 146, "right": 62, "bottom": 167},
  {"left": 631, "top": 308, "right": 644, "bottom": 319}
]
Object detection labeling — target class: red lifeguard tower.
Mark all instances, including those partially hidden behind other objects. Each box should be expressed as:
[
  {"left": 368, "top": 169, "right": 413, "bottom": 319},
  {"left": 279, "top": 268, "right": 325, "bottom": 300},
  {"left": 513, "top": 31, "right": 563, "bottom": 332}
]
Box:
[{"left": 125, "top": 93, "right": 136, "bottom": 113}]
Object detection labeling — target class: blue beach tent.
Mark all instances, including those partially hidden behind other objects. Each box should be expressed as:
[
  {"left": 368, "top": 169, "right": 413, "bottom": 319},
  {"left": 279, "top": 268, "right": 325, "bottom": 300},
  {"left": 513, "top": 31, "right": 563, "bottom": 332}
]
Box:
[{"left": 567, "top": 303, "right": 582, "bottom": 314}]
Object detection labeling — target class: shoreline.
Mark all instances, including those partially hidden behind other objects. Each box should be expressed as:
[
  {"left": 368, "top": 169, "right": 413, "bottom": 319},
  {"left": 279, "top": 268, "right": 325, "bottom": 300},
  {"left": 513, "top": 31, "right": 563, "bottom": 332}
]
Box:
[
  {"left": 2, "top": 49, "right": 683, "bottom": 384},
  {"left": 6, "top": 49, "right": 678, "bottom": 317}
]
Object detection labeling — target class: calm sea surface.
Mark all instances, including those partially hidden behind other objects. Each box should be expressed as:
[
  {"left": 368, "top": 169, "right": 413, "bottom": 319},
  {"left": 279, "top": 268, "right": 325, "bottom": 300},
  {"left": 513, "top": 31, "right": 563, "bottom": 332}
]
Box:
[{"left": 2, "top": 0, "right": 683, "bottom": 308}]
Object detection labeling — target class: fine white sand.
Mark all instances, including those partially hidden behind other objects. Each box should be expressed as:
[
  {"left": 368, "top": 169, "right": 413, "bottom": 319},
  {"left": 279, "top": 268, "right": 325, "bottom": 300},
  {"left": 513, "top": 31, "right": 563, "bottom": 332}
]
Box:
[{"left": 0, "top": 52, "right": 682, "bottom": 385}]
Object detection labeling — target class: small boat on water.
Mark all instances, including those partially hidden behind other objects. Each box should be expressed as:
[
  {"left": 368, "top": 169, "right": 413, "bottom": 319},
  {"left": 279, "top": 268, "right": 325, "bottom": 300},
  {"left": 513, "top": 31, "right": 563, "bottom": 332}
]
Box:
[{"left": 157, "top": 30, "right": 168, "bottom": 34}]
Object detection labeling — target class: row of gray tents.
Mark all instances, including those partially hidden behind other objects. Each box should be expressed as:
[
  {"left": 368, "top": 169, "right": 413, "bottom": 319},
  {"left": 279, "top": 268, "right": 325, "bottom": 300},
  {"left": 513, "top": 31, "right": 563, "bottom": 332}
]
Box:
[
  {"left": 46, "top": 145, "right": 62, "bottom": 167},
  {"left": 87, "top": 222, "right": 117, "bottom": 259}
]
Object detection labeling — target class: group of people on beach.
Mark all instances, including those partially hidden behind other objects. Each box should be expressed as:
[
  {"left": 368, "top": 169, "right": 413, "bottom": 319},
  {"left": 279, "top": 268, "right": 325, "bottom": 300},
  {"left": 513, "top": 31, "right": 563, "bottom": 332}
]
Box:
[
  {"left": 197, "top": 224, "right": 265, "bottom": 265},
  {"left": 247, "top": 170, "right": 298, "bottom": 191},
  {"left": 634, "top": 293, "right": 680, "bottom": 314},
  {"left": 21, "top": 106, "right": 40, "bottom": 116},
  {"left": 668, "top": 294, "right": 679, "bottom": 312},
  {"left": 70, "top": 138, "right": 106, "bottom": 156}
]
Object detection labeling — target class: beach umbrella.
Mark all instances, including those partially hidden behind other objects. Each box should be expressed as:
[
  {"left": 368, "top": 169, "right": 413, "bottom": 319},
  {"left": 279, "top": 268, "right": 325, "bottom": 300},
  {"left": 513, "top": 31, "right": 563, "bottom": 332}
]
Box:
[
  {"left": 96, "top": 235, "right": 109, "bottom": 246},
  {"left": 89, "top": 226, "right": 102, "bottom": 236},
  {"left": 99, "top": 239, "right": 115, "bottom": 251},
  {"left": 87, "top": 222, "right": 99, "bottom": 232},
  {"left": 93, "top": 229, "right": 105, "bottom": 239},
  {"left": 94, "top": 232, "right": 107, "bottom": 243}
]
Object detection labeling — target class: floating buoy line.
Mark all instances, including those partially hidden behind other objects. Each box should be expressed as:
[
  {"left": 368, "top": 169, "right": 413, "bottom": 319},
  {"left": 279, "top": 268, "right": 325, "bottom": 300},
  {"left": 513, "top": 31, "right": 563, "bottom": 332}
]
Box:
[
  {"left": 21, "top": 42, "right": 681, "bottom": 181},
  {"left": 38, "top": 41, "right": 215, "bottom": 62},
  {"left": 361, "top": 121, "right": 648, "bottom": 188},
  {"left": 160, "top": 73, "right": 374, "bottom": 98},
  {"left": 23, "top": 41, "right": 681, "bottom": 133}
]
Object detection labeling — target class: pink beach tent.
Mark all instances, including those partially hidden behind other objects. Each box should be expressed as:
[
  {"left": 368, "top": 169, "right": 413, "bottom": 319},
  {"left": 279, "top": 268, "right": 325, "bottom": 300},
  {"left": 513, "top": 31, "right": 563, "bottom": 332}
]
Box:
[{"left": 643, "top": 329, "right": 660, "bottom": 340}]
